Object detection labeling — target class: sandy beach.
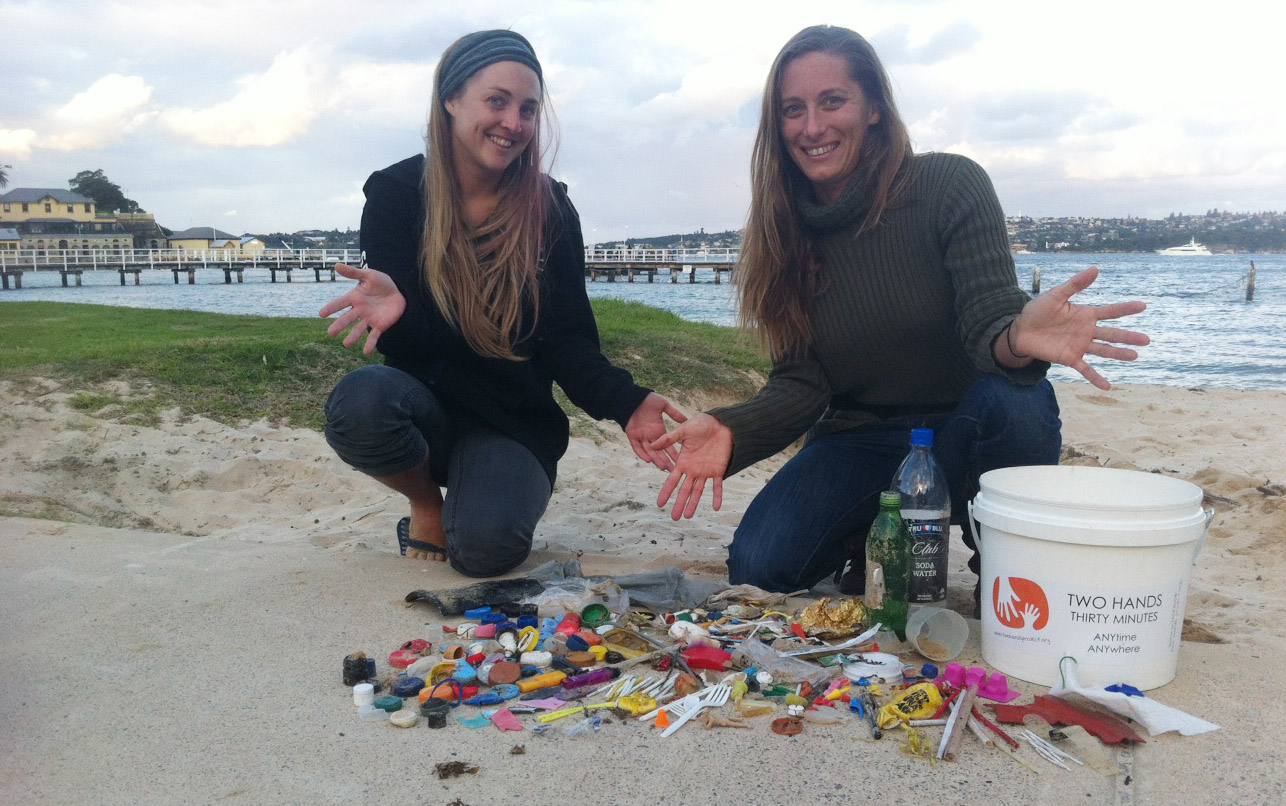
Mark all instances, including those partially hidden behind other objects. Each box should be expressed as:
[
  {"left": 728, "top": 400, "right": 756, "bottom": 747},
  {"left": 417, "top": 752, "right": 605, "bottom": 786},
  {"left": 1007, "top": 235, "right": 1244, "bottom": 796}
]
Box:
[{"left": 2, "top": 378, "right": 1283, "bottom": 805}]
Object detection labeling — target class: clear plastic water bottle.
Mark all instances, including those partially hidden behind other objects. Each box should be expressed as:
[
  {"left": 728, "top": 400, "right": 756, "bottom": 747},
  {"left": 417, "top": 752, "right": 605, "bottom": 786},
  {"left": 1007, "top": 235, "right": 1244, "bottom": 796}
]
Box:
[{"left": 892, "top": 428, "right": 951, "bottom": 604}]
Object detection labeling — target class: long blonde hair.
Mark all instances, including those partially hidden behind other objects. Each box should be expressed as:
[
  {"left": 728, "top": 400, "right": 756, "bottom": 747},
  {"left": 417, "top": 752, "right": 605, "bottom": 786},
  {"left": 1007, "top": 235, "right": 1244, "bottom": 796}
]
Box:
[
  {"left": 737, "top": 25, "right": 913, "bottom": 359},
  {"left": 421, "top": 32, "right": 554, "bottom": 361}
]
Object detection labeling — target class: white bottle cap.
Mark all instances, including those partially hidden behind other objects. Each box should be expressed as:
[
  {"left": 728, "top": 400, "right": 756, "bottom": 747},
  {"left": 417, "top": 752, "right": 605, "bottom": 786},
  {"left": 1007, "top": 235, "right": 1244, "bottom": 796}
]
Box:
[{"left": 352, "top": 682, "right": 375, "bottom": 706}]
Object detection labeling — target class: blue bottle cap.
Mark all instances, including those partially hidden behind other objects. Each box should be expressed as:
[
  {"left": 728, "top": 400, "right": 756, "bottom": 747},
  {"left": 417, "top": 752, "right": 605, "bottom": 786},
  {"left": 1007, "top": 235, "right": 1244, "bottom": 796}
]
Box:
[{"left": 910, "top": 428, "right": 934, "bottom": 447}]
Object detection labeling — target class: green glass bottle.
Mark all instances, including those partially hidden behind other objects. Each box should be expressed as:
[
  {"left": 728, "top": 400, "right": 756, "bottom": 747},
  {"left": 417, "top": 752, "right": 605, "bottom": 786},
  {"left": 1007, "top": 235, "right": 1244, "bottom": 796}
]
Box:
[{"left": 864, "top": 490, "right": 911, "bottom": 640}]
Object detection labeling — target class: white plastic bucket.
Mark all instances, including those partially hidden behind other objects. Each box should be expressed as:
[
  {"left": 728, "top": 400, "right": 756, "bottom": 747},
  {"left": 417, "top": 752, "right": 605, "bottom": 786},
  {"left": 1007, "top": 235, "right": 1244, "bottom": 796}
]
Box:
[{"left": 969, "top": 466, "right": 1213, "bottom": 690}]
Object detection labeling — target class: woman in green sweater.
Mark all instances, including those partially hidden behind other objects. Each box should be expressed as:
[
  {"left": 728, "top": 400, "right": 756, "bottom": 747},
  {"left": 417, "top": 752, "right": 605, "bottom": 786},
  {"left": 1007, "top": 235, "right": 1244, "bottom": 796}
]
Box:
[{"left": 652, "top": 25, "right": 1149, "bottom": 596}]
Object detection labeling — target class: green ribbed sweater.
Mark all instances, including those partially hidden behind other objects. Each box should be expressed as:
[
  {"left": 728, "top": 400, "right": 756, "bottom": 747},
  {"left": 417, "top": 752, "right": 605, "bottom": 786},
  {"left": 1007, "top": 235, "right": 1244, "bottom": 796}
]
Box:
[{"left": 711, "top": 152, "right": 1049, "bottom": 476}]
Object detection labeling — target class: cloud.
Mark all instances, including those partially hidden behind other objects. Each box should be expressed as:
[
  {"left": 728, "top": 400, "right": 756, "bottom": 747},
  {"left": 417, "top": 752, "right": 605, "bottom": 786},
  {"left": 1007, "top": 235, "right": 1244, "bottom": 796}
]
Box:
[
  {"left": 161, "top": 43, "right": 330, "bottom": 147},
  {"left": 330, "top": 61, "right": 436, "bottom": 128},
  {"left": 41, "top": 74, "right": 154, "bottom": 150},
  {"left": 874, "top": 21, "right": 983, "bottom": 66},
  {"left": 0, "top": 129, "right": 39, "bottom": 158}
]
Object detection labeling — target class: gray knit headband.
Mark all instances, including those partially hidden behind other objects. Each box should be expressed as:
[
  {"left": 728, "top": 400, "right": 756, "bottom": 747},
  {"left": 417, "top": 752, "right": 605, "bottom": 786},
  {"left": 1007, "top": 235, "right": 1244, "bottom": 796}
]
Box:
[{"left": 439, "top": 30, "right": 543, "bottom": 101}]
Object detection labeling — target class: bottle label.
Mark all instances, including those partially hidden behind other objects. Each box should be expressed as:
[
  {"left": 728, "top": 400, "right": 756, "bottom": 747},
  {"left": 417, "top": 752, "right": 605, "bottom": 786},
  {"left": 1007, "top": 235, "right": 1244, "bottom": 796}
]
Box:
[
  {"left": 864, "top": 561, "right": 885, "bottom": 610},
  {"left": 906, "top": 518, "right": 948, "bottom": 603}
]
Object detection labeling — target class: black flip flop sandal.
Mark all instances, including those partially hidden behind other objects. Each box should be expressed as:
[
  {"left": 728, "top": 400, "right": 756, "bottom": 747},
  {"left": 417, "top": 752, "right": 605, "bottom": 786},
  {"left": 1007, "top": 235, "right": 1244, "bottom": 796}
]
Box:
[{"left": 396, "top": 516, "right": 447, "bottom": 559}]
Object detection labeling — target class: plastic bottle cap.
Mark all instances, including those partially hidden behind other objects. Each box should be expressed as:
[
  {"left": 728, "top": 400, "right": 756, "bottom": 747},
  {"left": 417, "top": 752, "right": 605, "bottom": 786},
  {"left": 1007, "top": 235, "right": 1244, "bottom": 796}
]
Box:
[
  {"left": 374, "top": 695, "right": 403, "bottom": 713},
  {"left": 389, "top": 708, "right": 419, "bottom": 728},
  {"left": 352, "top": 683, "right": 375, "bottom": 707},
  {"left": 910, "top": 428, "right": 934, "bottom": 447}
]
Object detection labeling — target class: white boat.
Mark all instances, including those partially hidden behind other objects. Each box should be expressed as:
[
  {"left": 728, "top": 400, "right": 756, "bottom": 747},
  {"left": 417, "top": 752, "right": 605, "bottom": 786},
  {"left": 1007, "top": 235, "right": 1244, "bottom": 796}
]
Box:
[{"left": 1156, "top": 237, "right": 1212, "bottom": 256}]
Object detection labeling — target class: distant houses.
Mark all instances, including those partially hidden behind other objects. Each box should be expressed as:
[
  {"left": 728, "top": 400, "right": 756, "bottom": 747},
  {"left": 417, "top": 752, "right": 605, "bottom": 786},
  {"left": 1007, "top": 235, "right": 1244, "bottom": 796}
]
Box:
[
  {"left": 0, "top": 187, "right": 263, "bottom": 255},
  {"left": 0, "top": 188, "right": 139, "bottom": 252},
  {"left": 168, "top": 227, "right": 265, "bottom": 254}
]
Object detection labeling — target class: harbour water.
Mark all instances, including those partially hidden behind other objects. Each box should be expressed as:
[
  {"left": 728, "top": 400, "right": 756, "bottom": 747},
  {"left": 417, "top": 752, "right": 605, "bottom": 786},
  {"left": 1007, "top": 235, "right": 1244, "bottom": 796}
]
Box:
[{"left": 2, "top": 253, "right": 1281, "bottom": 390}]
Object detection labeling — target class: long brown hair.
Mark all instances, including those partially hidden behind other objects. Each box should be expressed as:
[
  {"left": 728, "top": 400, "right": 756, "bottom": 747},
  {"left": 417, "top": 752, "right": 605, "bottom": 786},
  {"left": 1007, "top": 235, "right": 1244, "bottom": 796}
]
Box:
[
  {"left": 421, "top": 32, "right": 555, "bottom": 361},
  {"left": 737, "top": 25, "right": 913, "bottom": 359}
]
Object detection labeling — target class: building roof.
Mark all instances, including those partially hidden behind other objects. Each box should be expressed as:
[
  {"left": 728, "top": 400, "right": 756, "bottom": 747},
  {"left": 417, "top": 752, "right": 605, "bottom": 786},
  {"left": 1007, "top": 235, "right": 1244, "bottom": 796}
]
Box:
[
  {"left": 169, "top": 226, "right": 237, "bottom": 240},
  {"left": 0, "top": 188, "right": 93, "bottom": 204},
  {"left": 0, "top": 228, "right": 20, "bottom": 241}
]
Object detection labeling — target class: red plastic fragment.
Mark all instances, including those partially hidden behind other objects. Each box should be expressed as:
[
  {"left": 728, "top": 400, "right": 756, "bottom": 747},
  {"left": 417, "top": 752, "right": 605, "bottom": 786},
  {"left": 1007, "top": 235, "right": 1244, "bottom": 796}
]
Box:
[
  {"left": 791, "top": 623, "right": 807, "bottom": 640},
  {"left": 681, "top": 645, "right": 732, "bottom": 671},
  {"left": 987, "top": 696, "right": 1146, "bottom": 744},
  {"left": 388, "top": 649, "right": 420, "bottom": 669}
]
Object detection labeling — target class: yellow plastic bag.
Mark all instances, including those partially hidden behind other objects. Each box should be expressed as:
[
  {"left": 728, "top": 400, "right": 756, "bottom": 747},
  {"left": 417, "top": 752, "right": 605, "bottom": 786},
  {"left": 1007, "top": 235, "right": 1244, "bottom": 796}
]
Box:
[{"left": 877, "top": 683, "right": 943, "bottom": 730}]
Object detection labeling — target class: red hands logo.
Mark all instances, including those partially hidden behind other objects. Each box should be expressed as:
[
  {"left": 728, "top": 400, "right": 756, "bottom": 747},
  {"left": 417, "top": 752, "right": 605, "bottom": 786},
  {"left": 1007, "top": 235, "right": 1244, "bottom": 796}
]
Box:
[{"left": 992, "top": 577, "right": 1050, "bottom": 630}]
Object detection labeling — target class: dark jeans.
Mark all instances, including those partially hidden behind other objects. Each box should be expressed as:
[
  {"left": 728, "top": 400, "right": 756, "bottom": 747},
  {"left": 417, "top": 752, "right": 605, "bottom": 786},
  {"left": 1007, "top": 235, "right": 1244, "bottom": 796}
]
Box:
[
  {"left": 324, "top": 365, "right": 551, "bottom": 578},
  {"left": 726, "top": 375, "right": 1062, "bottom": 592}
]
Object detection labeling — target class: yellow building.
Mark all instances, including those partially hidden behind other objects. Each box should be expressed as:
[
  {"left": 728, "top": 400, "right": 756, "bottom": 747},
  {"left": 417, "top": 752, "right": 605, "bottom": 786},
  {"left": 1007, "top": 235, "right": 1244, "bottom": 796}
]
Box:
[
  {"left": 0, "top": 188, "right": 97, "bottom": 224},
  {"left": 168, "top": 227, "right": 238, "bottom": 250},
  {"left": 0, "top": 187, "right": 136, "bottom": 253},
  {"left": 171, "top": 228, "right": 265, "bottom": 255}
]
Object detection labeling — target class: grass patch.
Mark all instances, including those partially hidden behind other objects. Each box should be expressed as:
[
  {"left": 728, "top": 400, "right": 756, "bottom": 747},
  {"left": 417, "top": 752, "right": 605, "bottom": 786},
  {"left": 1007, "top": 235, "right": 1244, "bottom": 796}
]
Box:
[
  {"left": 0, "top": 300, "right": 769, "bottom": 430},
  {"left": 68, "top": 391, "right": 123, "bottom": 412}
]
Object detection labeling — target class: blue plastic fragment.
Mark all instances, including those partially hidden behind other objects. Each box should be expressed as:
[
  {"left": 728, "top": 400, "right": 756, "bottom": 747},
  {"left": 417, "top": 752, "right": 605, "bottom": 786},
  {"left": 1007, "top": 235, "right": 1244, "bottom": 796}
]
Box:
[
  {"left": 390, "top": 674, "right": 426, "bottom": 698},
  {"left": 921, "top": 663, "right": 939, "bottom": 680},
  {"left": 1105, "top": 683, "right": 1145, "bottom": 697},
  {"left": 464, "top": 606, "right": 492, "bottom": 620}
]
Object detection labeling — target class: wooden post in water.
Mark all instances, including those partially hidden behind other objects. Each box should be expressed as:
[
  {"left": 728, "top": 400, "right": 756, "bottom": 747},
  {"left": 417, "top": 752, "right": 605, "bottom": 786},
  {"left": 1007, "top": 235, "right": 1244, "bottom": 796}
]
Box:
[
  {"left": 1031, "top": 265, "right": 1042, "bottom": 295},
  {"left": 1246, "top": 261, "right": 1256, "bottom": 302}
]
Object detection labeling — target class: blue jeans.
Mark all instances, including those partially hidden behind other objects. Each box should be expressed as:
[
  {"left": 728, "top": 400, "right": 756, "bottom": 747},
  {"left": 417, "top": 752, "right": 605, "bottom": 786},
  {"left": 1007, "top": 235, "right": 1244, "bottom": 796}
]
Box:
[
  {"left": 324, "top": 365, "right": 551, "bottom": 578},
  {"left": 727, "top": 375, "right": 1062, "bottom": 592}
]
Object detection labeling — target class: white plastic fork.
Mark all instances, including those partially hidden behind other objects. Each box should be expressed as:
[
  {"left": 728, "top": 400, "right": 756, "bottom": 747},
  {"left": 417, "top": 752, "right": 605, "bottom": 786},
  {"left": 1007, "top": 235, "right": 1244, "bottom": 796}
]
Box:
[{"left": 660, "top": 681, "right": 732, "bottom": 737}]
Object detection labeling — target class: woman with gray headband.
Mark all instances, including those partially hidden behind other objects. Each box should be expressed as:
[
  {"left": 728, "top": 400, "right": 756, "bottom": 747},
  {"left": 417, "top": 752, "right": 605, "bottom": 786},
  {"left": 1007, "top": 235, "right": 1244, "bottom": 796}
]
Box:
[{"left": 319, "top": 30, "right": 684, "bottom": 577}]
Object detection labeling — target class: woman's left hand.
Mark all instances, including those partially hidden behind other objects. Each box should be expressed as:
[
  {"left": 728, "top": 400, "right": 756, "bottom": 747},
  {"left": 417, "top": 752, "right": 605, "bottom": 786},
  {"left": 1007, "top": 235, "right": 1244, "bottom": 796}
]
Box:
[
  {"left": 625, "top": 393, "right": 688, "bottom": 471},
  {"left": 1006, "top": 266, "right": 1149, "bottom": 390}
]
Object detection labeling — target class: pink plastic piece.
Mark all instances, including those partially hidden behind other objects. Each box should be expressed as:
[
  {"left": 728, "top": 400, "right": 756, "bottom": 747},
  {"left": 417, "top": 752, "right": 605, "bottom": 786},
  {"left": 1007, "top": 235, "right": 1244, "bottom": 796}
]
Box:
[
  {"left": 976, "top": 672, "right": 1022, "bottom": 703},
  {"left": 490, "top": 708, "right": 524, "bottom": 731}
]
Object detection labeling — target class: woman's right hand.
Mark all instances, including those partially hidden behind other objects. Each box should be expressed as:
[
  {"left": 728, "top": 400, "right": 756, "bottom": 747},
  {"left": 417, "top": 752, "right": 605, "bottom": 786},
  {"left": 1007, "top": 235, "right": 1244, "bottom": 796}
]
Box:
[
  {"left": 319, "top": 263, "right": 406, "bottom": 355},
  {"left": 649, "top": 412, "right": 734, "bottom": 520}
]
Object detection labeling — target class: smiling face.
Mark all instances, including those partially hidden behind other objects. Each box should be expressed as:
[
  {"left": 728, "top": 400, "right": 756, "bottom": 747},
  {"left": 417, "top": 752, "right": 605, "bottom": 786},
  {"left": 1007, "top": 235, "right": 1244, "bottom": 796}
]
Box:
[
  {"left": 444, "top": 60, "right": 541, "bottom": 190},
  {"left": 778, "top": 50, "right": 881, "bottom": 204}
]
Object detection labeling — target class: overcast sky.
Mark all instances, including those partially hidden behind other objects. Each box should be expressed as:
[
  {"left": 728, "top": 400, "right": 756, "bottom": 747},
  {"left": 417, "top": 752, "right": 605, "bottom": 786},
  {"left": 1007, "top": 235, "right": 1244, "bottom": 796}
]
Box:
[{"left": 3, "top": 0, "right": 1280, "bottom": 241}]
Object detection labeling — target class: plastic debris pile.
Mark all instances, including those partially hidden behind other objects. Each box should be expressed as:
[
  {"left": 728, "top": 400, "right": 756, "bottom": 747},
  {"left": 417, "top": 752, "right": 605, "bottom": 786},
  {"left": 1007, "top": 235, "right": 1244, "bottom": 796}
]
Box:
[{"left": 341, "top": 569, "right": 1216, "bottom": 772}]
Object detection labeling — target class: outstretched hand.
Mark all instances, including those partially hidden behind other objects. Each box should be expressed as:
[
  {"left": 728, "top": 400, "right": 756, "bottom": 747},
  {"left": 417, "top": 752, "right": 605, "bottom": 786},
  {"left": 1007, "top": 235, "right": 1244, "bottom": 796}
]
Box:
[
  {"left": 319, "top": 263, "right": 406, "bottom": 355},
  {"left": 1008, "top": 266, "right": 1149, "bottom": 390},
  {"left": 649, "top": 412, "right": 733, "bottom": 520},
  {"left": 625, "top": 393, "right": 688, "bottom": 471}
]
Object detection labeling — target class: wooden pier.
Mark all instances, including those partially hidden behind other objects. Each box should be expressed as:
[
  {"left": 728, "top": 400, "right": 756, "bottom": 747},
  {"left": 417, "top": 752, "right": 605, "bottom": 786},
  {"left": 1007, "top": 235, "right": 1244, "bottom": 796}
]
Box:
[
  {"left": 0, "top": 247, "right": 360, "bottom": 288},
  {"left": 583, "top": 247, "right": 738, "bottom": 283},
  {"left": 0, "top": 246, "right": 742, "bottom": 289}
]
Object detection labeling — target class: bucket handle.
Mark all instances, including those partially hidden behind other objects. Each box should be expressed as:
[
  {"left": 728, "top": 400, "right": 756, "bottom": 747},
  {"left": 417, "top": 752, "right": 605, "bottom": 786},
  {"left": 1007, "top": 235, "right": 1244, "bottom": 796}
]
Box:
[
  {"left": 967, "top": 499, "right": 981, "bottom": 548},
  {"left": 1192, "top": 507, "right": 1215, "bottom": 565}
]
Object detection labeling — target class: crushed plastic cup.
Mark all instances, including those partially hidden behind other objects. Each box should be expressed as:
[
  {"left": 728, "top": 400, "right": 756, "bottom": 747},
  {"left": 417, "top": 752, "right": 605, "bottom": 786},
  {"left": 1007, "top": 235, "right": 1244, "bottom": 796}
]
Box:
[{"left": 905, "top": 607, "right": 968, "bottom": 662}]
